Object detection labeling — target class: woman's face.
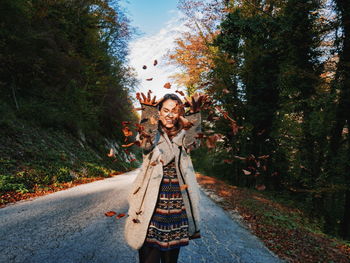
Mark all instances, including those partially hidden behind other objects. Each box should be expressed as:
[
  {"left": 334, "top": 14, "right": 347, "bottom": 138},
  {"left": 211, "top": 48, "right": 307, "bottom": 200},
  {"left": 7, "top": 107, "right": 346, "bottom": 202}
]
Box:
[{"left": 159, "top": 99, "right": 180, "bottom": 129}]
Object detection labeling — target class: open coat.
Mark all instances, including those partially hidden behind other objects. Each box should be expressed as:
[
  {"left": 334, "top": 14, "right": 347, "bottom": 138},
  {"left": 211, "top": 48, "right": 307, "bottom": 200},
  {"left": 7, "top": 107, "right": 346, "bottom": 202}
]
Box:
[{"left": 124, "top": 104, "right": 202, "bottom": 250}]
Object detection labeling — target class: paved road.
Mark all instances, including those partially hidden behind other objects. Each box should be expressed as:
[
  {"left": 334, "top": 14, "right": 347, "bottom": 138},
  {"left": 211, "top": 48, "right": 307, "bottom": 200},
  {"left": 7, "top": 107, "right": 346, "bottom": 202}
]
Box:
[{"left": 0, "top": 169, "right": 285, "bottom": 263}]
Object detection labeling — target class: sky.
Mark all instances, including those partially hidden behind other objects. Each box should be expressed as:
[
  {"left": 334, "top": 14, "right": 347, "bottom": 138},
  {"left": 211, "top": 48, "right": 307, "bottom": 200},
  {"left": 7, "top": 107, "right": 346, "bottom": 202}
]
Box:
[{"left": 120, "top": 0, "right": 188, "bottom": 108}]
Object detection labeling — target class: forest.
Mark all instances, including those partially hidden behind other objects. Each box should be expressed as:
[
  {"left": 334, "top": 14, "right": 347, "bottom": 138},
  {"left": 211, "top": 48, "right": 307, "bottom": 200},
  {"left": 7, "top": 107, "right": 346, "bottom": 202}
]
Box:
[
  {"left": 167, "top": 0, "right": 350, "bottom": 242},
  {"left": 0, "top": 0, "right": 139, "bottom": 205}
]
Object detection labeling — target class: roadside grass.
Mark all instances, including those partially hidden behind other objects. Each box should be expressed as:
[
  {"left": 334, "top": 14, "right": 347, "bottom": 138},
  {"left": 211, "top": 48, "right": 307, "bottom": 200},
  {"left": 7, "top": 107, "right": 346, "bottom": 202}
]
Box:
[
  {"left": 196, "top": 172, "right": 350, "bottom": 263},
  {"left": 0, "top": 119, "right": 139, "bottom": 208}
]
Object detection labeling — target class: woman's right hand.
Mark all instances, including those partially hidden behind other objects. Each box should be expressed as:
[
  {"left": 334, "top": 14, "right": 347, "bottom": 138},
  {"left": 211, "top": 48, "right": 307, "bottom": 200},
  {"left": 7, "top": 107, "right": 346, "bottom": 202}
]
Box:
[{"left": 136, "top": 90, "right": 159, "bottom": 106}]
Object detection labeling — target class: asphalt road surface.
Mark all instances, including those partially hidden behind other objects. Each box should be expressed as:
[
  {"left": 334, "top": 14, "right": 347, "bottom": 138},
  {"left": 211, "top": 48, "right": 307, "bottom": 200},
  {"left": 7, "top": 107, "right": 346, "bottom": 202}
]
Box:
[{"left": 0, "top": 169, "right": 285, "bottom": 263}]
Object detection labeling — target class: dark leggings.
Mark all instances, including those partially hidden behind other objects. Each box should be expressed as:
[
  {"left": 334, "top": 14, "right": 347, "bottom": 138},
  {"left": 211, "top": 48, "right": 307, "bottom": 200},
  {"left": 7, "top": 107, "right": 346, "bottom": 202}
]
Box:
[{"left": 138, "top": 242, "right": 181, "bottom": 263}]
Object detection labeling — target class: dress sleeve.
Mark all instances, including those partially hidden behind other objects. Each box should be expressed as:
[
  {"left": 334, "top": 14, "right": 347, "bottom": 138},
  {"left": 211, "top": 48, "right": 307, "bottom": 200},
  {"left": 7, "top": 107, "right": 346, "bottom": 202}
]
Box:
[
  {"left": 183, "top": 111, "right": 201, "bottom": 151},
  {"left": 136, "top": 103, "right": 159, "bottom": 154}
]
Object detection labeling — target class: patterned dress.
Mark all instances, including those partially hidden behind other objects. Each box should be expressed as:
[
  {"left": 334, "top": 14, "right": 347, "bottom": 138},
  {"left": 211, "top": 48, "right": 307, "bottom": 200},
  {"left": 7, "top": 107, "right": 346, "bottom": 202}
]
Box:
[{"left": 144, "top": 156, "right": 190, "bottom": 251}]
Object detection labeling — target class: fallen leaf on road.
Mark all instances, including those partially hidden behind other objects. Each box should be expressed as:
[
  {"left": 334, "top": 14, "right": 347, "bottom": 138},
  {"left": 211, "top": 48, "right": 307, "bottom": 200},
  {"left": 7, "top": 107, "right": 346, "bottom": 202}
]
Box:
[
  {"left": 116, "top": 213, "right": 126, "bottom": 219},
  {"left": 105, "top": 211, "right": 117, "bottom": 217}
]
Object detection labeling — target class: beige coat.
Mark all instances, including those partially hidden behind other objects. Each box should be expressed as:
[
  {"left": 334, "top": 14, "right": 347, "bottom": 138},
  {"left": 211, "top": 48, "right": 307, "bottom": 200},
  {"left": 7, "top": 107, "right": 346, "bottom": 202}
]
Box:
[{"left": 124, "top": 109, "right": 202, "bottom": 250}]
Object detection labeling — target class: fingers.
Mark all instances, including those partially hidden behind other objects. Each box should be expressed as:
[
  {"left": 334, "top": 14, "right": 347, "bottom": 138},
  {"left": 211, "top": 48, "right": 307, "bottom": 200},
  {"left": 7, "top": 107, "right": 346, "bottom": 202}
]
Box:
[
  {"left": 141, "top": 92, "right": 147, "bottom": 103},
  {"left": 151, "top": 95, "right": 157, "bottom": 105},
  {"left": 147, "top": 90, "right": 151, "bottom": 102}
]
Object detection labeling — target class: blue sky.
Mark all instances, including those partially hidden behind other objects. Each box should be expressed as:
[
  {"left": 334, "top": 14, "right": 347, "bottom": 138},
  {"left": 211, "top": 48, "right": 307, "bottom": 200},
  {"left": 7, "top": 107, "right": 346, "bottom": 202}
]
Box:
[
  {"left": 121, "top": 0, "right": 179, "bottom": 36},
  {"left": 120, "top": 0, "right": 189, "bottom": 109}
]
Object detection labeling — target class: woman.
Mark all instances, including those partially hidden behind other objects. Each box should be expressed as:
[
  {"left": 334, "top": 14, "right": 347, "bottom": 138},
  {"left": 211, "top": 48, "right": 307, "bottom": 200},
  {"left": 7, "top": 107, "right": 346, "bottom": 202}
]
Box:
[{"left": 124, "top": 92, "right": 207, "bottom": 263}]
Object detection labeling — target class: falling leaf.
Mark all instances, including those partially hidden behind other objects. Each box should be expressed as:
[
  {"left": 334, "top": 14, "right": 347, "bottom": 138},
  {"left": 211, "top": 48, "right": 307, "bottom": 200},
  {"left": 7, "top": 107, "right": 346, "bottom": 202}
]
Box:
[
  {"left": 153, "top": 60, "right": 158, "bottom": 66},
  {"left": 258, "top": 155, "right": 270, "bottom": 159},
  {"left": 223, "top": 88, "right": 230, "bottom": 94},
  {"left": 122, "top": 142, "right": 136, "bottom": 147},
  {"left": 223, "top": 159, "right": 233, "bottom": 164},
  {"left": 180, "top": 184, "right": 188, "bottom": 191},
  {"left": 175, "top": 90, "right": 185, "bottom": 96},
  {"left": 130, "top": 158, "right": 136, "bottom": 162},
  {"left": 121, "top": 121, "right": 130, "bottom": 126},
  {"left": 146, "top": 78, "right": 153, "bottom": 81},
  {"left": 234, "top": 155, "right": 246, "bottom": 161},
  {"left": 150, "top": 161, "right": 158, "bottom": 166},
  {"left": 132, "top": 218, "right": 140, "bottom": 223},
  {"left": 160, "top": 159, "right": 164, "bottom": 165},
  {"left": 107, "top": 148, "right": 115, "bottom": 158},
  {"left": 195, "top": 133, "right": 205, "bottom": 139},
  {"left": 105, "top": 211, "right": 117, "bottom": 217},
  {"left": 256, "top": 184, "right": 266, "bottom": 191},
  {"left": 206, "top": 134, "right": 219, "bottom": 148},
  {"left": 122, "top": 127, "right": 133, "bottom": 137},
  {"left": 163, "top": 82, "right": 171, "bottom": 89},
  {"left": 142, "top": 65, "right": 147, "bottom": 69},
  {"left": 242, "top": 169, "right": 251, "bottom": 175},
  {"left": 134, "top": 107, "right": 145, "bottom": 111},
  {"left": 116, "top": 213, "right": 126, "bottom": 219}
]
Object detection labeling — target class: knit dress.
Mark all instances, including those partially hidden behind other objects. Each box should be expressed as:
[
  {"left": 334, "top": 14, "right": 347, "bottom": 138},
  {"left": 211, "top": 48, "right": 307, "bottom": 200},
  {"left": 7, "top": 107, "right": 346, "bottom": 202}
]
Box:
[{"left": 143, "top": 155, "right": 190, "bottom": 251}]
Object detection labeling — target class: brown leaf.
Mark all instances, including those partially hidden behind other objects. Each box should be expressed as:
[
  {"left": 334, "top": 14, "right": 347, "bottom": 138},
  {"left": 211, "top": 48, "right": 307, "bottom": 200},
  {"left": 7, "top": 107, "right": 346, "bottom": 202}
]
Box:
[
  {"left": 116, "top": 213, "right": 126, "bottom": 219},
  {"left": 122, "top": 142, "right": 135, "bottom": 147},
  {"left": 146, "top": 78, "right": 153, "bottom": 81},
  {"left": 163, "top": 82, "right": 171, "bottom": 89},
  {"left": 223, "top": 159, "right": 233, "bottom": 164},
  {"left": 134, "top": 107, "right": 145, "bottom": 111},
  {"left": 129, "top": 158, "right": 136, "bottom": 162},
  {"left": 107, "top": 148, "right": 115, "bottom": 158},
  {"left": 150, "top": 161, "right": 158, "bottom": 166},
  {"left": 153, "top": 60, "right": 158, "bottom": 66},
  {"left": 206, "top": 134, "right": 219, "bottom": 148},
  {"left": 121, "top": 121, "right": 130, "bottom": 126},
  {"left": 105, "top": 211, "right": 117, "bottom": 217},
  {"left": 258, "top": 155, "right": 270, "bottom": 159},
  {"left": 195, "top": 132, "right": 205, "bottom": 139},
  {"left": 142, "top": 65, "right": 147, "bottom": 69},
  {"left": 256, "top": 184, "right": 266, "bottom": 191},
  {"left": 175, "top": 90, "right": 185, "bottom": 96},
  {"left": 180, "top": 184, "right": 188, "bottom": 191},
  {"left": 223, "top": 88, "right": 230, "bottom": 94},
  {"left": 242, "top": 169, "right": 251, "bottom": 175},
  {"left": 234, "top": 155, "right": 246, "bottom": 161},
  {"left": 132, "top": 218, "right": 140, "bottom": 223},
  {"left": 122, "top": 127, "right": 133, "bottom": 137}
]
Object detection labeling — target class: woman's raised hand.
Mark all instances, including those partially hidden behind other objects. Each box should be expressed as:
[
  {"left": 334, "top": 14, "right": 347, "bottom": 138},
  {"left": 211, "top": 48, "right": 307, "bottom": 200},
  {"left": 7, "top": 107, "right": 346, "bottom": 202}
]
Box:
[
  {"left": 136, "top": 90, "right": 159, "bottom": 106},
  {"left": 184, "top": 92, "right": 209, "bottom": 114}
]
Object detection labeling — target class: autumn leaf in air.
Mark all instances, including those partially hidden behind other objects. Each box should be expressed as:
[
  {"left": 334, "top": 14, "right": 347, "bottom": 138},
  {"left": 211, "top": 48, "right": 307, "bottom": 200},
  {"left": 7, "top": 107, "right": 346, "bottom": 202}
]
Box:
[
  {"left": 175, "top": 90, "right": 185, "bottom": 96},
  {"left": 121, "top": 121, "right": 130, "bottom": 126},
  {"left": 143, "top": 65, "right": 147, "bottom": 69},
  {"left": 122, "top": 142, "right": 136, "bottom": 147},
  {"left": 107, "top": 148, "right": 115, "bottom": 158},
  {"left": 256, "top": 184, "right": 266, "bottom": 191},
  {"left": 153, "top": 60, "right": 158, "bottom": 66},
  {"left": 122, "top": 126, "right": 133, "bottom": 137},
  {"left": 224, "top": 159, "right": 233, "bottom": 164},
  {"left": 146, "top": 78, "right": 153, "bottom": 81},
  {"left": 242, "top": 169, "right": 251, "bottom": 175},
  {"left": 116, "top": 213, "right": 126, "bottom": 219},
  {"left": 180, "top": 184, "right": 188, "bottom": 191},
  {"left": 163, "top": 82, "right": 171, "bottom": 89},
  {"left": 105, "top": 211, "right": 117, "bottom": 217},
  {"left": 150, "top": 161, "right": 158, "bottom": 166}
]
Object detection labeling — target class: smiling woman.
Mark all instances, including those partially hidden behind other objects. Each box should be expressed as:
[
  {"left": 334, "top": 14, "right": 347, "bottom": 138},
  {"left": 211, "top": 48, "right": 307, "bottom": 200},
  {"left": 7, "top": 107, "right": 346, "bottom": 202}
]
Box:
[{"left": 124, "top": 91, "right": 208, "bottom": 263}]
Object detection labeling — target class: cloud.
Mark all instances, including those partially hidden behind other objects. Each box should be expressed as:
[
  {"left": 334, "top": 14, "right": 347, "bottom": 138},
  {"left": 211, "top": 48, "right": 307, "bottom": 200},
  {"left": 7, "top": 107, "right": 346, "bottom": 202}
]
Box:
[{"left": 127, "top": 11, "right": 189, "bottom": 108}]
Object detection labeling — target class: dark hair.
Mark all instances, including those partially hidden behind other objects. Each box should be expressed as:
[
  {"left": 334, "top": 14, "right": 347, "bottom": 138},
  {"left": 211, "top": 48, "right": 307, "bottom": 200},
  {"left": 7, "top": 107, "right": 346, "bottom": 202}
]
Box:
[{"left": 157, "top": 93, "right": 185, "bottom": 139}]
